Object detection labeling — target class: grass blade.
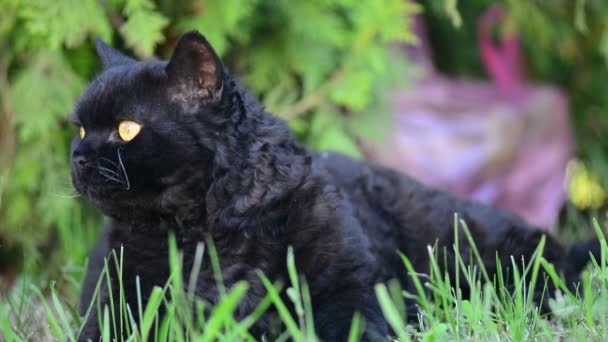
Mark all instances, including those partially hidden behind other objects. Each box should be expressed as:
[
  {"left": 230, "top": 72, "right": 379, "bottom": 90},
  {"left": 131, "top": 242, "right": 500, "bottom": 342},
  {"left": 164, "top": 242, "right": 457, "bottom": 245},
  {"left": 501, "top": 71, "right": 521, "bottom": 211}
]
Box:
[
  {"left": 140, "top": 286, "right": 165, "bottom": 341},
  {"left": 102, "top": 306, "right": 111, "bottom": 342},
  {"left": 347, "top": 312, "right": 363, "bottom": 342},
  {"left": 200, "top": 281, "right": 249, "bottom": 342},
  {"left": 374, "top": 284, "right": 410, "bottom": 342},
  {"left": 398, "top": 251, "right": 434, "bottom": 323},
  {"left": 50, "top": 282, "right": 76, "bottom": 341},
  {"left": 32, "top": 286, "right": 63, "bottom": 339},
  {"left": 258, "top": 271, "right": 303, "bottom": 341}
]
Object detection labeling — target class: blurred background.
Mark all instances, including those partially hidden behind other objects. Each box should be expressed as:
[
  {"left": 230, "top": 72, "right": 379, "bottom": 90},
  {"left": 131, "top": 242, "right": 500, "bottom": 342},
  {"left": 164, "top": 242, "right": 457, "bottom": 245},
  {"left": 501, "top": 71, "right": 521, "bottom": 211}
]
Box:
[{"left": 0, "top": 0, "right": 607, "bottom": 302}]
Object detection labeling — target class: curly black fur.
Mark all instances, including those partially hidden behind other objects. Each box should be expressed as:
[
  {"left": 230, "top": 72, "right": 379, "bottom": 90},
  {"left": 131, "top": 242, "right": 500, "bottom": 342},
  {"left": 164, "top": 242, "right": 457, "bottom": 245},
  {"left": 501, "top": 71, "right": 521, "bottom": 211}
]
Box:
[{"left": 73, "top": 32, "right": 599, "bottom": 341}]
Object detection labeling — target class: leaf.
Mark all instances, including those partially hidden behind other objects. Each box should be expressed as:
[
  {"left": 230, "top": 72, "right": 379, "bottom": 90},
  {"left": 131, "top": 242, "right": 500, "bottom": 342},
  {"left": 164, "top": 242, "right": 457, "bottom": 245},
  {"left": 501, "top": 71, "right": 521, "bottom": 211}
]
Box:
[
  {"left": 19, "top": 0, "right": 112, "bottom": 48},
  {"left": 316, "top": 124, "right": 362, "bottom": 159},
  {"left": 11, "top": 51, "right": 85, "bottom": 141},
  {"left": 0, "top": 0, "right": 19, "bottom": 42},
  {"left": 601, "top": 26, "right": 608, "bottom": 68},
  {"left": 178, "top": 0, "right": 260, "bottom": 56},
  {"left": 329, "top": 69, "right": 373, "bottom": 110},
  {"left": 120, "top": 8, "right": 168, "bottom": 57},
  {"left": 422, "top": 323, "right": 449, "bottom": 342}
]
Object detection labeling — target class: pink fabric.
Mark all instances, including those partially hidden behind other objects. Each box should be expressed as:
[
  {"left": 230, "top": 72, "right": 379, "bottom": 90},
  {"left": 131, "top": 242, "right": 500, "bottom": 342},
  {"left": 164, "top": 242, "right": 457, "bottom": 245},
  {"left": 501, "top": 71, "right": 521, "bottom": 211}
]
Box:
[
  {"left": 360, "top": 5, "right": 573, "bottom": 230},
  {"left": 478, "top": 5, "right": 525, "bottom": 98}
]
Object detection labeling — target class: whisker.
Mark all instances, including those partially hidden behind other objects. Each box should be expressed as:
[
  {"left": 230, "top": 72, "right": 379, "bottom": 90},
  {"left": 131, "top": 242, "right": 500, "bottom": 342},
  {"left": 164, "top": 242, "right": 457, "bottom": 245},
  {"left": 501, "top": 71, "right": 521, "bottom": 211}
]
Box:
[
  {"left": 99, "top": 170, "right": 122, "bottom": 182},
  {"left": 117, "top": 148, "right": 131, "bottom": 190},
  {"left": 96, "top": 165, "right": 120, "bottom": 178},
  {"left": 95, "top": 161, "right": 123, "bottom": 184},
  {"left": 56, "top": 183, "right": 78, "bottom": 191},
  {"left": 99, "top": 157, "right": 120, "bottom": 169},
  {"left": 98, "top": 169, "right": 123, "bottom": 184},
  {"left": 59, "top": 178, "right": 75, "bottom": 186},
  {"left": 101, "top": 174, "right": 122, "bottom": 184},
  {"left": 51, "top": 192, "right": 81, "bottom": 199},
  {"left": 47, "top": 178, "right": 81, "bottom": 198}
]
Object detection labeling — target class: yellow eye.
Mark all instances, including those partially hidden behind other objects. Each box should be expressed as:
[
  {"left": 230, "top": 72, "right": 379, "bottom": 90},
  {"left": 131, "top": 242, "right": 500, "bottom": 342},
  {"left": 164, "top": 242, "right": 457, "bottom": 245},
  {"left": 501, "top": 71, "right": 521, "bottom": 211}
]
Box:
[
  {"left": 118, "top": 120, "right": 142, "bottom": 142},
  {"left": 79, "top": 126, "right": 86, "bottom": 139}
]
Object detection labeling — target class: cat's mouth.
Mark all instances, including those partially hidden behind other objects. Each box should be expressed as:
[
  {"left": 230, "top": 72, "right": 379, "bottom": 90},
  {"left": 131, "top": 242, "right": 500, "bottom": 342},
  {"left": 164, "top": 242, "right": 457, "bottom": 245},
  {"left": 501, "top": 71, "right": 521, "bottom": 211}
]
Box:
[
  {"left": 72, "top": 160, "right": 171, "bottom": 222},
  {"left": 71, "top": 156, "right": 132, "bottom": 199}
]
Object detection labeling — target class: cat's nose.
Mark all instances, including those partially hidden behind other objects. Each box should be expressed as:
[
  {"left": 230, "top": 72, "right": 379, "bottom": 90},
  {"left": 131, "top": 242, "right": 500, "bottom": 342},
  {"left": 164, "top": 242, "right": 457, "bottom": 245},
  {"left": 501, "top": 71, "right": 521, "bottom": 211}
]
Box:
[{"left": 72, "top": 154, "right": 90, "bottom": 168}]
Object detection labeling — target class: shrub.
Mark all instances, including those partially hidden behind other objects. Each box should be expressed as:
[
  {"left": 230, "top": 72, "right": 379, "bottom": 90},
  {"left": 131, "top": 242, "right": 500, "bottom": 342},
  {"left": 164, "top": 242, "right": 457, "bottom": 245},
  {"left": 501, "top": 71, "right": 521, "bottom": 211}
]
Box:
[{"left": 0, "top": 0, "right": 418, "bottom": 271}]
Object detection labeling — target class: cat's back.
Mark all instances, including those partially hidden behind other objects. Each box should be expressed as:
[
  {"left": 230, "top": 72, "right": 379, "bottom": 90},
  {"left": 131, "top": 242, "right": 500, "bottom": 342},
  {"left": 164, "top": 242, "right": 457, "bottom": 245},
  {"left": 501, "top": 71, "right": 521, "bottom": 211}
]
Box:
[
  {"left": 313, "top": 151, "right": 526, "bottom": 278},
  {"left": 314, "top": 150, "right": 434, "bottom": 225},
  {"left": 314, "top": 151, "right": 421, "bottom": 280},
  {"left": 316, "top": 150, "right": 522, "bottom": 231}
]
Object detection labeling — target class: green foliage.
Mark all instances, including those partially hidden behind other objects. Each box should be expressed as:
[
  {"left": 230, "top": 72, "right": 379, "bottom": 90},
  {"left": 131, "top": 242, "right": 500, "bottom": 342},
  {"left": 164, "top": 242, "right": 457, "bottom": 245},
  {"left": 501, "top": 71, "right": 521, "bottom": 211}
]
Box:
[
  {"left": 0, "top": 0, "right": 417, "bottom": 269},
  {"left": 121, "top": 0, "right": 169, "bottom": 57}
]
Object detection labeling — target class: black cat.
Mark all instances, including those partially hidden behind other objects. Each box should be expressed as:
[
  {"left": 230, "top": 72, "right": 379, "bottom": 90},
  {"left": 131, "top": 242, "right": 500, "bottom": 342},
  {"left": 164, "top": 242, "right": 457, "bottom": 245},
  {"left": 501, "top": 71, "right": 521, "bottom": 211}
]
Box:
[{"left": 73, "top": 31, "right": 599, "bottom": 341}]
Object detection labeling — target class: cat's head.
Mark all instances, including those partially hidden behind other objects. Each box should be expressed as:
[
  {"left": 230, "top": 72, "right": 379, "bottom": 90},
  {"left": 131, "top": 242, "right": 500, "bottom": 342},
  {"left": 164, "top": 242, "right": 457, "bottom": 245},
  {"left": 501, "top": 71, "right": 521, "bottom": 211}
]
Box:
[{"left": 70, "top": 31, "right": 250, "bottom": 223}]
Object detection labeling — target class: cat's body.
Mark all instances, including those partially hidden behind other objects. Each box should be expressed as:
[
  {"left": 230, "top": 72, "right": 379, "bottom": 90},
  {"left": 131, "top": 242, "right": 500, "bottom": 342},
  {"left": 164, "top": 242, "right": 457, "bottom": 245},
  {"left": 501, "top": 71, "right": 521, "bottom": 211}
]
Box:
[{"left": 74, "top": 32, "right": 598, "bottom": 341}]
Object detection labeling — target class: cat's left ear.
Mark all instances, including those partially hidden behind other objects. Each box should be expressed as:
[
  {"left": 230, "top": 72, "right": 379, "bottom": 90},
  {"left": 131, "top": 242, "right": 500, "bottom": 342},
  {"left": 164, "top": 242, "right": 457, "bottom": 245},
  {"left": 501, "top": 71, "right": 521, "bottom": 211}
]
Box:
[
  {"left": 95, "top": 38, "right": 136, "bottom": 69},
  {"left": 166, "top": 31, "right": 224, "bottom": 108}
]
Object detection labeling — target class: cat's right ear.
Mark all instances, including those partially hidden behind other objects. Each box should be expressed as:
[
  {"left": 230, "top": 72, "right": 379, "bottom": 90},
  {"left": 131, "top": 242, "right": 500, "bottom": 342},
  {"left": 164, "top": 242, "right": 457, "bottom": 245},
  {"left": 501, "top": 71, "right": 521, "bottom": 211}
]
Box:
[
  {"left": 166, "top": 31, "right": 224, "bottom": 111},
  {"left": 95, "top": 38, "right": 136, "bottom": 70}
]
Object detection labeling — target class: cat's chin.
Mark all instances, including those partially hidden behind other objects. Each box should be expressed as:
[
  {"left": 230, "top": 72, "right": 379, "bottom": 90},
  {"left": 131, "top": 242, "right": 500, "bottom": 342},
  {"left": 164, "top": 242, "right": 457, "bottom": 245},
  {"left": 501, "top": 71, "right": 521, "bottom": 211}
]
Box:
[
  {"left": 73, "top": 175, "right": 175, "bottom": 223},
  {"left": 72, "top": 168, "right": 131, "bottom": 198},
  {"left": 88, "top": 192, "right": 162, "bottom": 223},
  {"left": 75, "top": 181, "right": 148, "bottom": 214},
  {"left": 74, "top": 181, "right": 126, "bottom": 200}
]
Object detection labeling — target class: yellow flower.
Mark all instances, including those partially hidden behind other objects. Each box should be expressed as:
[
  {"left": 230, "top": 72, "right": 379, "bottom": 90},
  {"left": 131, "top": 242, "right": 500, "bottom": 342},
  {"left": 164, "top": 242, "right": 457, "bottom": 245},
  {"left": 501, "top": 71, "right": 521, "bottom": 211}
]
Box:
[{"left": 565, "top": 160, "right": 606, "bottom": 210}]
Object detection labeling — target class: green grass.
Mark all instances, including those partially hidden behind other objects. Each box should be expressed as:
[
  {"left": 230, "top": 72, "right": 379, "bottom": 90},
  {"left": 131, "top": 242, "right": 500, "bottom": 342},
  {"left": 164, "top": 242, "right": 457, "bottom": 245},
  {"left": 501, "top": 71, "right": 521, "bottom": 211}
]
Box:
[{"left": 1, "top": 218, "right": 608, "bottom": 341}]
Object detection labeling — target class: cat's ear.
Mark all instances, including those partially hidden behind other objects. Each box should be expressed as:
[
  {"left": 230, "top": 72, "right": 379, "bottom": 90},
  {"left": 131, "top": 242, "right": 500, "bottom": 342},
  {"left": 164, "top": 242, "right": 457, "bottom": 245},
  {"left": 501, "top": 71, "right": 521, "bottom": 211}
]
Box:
[
  {"left": 166, "top": 31, "right": 224, "bottom": 108},
  {"left": 95, "top": 38, "right": 136, "bottom": 69}
]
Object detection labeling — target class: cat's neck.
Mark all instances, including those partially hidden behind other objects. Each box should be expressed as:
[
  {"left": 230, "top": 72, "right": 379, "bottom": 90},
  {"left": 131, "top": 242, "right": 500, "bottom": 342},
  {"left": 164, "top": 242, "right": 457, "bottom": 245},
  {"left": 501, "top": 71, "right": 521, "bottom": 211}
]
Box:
[{"left": 204, "top": 95, "right": 314, "bottom": 235}]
